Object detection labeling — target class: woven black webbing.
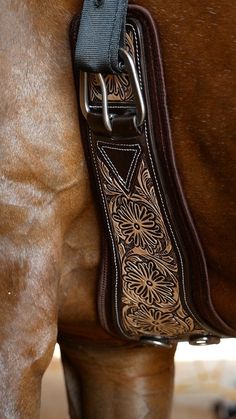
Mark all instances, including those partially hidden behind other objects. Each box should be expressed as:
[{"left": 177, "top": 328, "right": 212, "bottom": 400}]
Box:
[{"left": 75, "top": 0, "right": 128, "bottom": 73}]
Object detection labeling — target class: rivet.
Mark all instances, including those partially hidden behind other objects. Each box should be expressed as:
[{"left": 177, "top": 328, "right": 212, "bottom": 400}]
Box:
[
  {"left": 189, "top": 335, "right": 221, "bottom": 346},
  {"left": 94, "top": 0, "right": 104, "bottom": 7},
  {"left": 140, "top": 336, "right": 173, "bottom": 349}
]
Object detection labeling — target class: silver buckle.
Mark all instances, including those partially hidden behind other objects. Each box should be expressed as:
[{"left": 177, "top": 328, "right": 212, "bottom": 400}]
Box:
[{"left": 80, "top": 48, "right": 145, "bottom": 133}]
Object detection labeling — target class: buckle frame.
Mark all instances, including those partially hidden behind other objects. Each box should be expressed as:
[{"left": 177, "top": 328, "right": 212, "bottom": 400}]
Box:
[{"left": 80, "top": 48, "right": 145, "bottom": 133}]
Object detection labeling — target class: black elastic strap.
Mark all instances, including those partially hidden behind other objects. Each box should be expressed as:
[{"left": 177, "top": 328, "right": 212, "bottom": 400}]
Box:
[{"left": 75, "top": 0, "right": 128, "bottom": 74}]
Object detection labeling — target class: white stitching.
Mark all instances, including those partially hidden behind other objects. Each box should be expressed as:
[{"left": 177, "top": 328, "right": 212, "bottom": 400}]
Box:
[
  {"left": 89, "top": 23, "right": 198, "bottom": 337},
  {"left": 121, "top": 24, "right": 198, "bottom": 328},
  {"left": 89, "top": 131, "right": 131, "bottom": 339},
  {"left": 98, "top": 142, "right": 141, "bottom": 191},
  {"left": 131, "top": 23, "right": 200, "bottom": 324}
]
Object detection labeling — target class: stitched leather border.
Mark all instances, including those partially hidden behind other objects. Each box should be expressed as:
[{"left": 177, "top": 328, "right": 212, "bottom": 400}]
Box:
[{"left": 70, "top": 5, "right": 236, "bottom": 339}]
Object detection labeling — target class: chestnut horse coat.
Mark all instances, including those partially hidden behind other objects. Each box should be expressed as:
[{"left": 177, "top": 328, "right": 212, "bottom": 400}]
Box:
[{"left": 0, "top": 1, "right": 235, "bottom": 418}]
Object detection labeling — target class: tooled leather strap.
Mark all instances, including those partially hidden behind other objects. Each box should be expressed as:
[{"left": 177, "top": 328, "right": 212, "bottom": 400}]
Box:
[
  {"left": 75, "top": 0, "right": 128, "bottom": 73},
  {"left": 70, "top": 5, "right": 234, "bottom": 346}
]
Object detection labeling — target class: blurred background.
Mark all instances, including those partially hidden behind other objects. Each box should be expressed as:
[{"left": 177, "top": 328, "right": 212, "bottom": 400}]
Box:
[{"left": 40, "top": 339, "right": 236, "bottom": 419}]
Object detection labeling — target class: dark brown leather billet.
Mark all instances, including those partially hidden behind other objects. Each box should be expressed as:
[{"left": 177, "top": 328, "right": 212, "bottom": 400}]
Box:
[{"left": 70, "top": 5, "right": 236, "bottom": 346}]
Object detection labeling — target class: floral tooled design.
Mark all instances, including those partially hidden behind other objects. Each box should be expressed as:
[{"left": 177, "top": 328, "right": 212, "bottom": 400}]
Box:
[
  {"left": 124, "top": 305, "right": 182, "bottom": 336},
  {"left": 124, "top": 260, "right": 174, "bottom": 305},
  {"left": 89, "top": 29, "right": 135, "bottom": 102},
  {"left": 112, "top": 197, "right": 163, "bottom": 250},
  {"left": 90, "top": 72, "right": 132, "bottom": 102},
  {"left": 91, "top": 23, "right": 205, "bottom": 339},
  {"left": 98, "top": 156, "right": 201, "bottom": 338}
]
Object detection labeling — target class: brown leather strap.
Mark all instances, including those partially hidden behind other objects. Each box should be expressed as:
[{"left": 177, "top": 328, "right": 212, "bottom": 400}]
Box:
[{"left": 70, "top": 5, "right": 236, "bottom": 345}]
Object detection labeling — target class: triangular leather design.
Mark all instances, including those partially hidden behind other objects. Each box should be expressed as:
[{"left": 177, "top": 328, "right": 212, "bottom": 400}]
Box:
[{"left": 98, "top": 142, "right": 141, "bottom": 191}]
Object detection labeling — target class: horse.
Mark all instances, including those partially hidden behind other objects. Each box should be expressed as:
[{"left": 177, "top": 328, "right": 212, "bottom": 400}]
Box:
[{"left": 0, "top": 0, "right": 235, "bottom": 418}]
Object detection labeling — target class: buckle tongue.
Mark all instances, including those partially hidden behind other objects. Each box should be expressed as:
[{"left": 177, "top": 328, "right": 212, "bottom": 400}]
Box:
[{"left": 79, "top": 48, "right": 145, "bottom": 133}]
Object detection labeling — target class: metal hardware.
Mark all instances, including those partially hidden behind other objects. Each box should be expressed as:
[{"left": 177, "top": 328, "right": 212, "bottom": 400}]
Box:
[
  {"left": 80, "top": 71, "right": 89, "bottom": 120},
  {"left": 189, "top": 335, "right": 221, "bottom": 346},
  {"left": 79, "top": 48, "right": 145, "bottom": 133},
  {"left": 119, "top": 48, "right": 145, "bottom": 127},
  {"left": 97, "top": 73, "right": 113, "bottom": 132},
  {"left": 140, "top": 336, "right": 173, "bottom": 349},
  {"left": 80, "top": 71, "right": 113, "bottom": 131}
]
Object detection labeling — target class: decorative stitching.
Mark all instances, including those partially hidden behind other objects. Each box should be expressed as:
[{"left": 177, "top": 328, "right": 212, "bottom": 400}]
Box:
[
  {"left": 89, "top": 131, "right": 132, "bottom": 339},
  {"left": 130, "top": 21, "right": 197, "bottom": 324},
  {"left": 98, "top": 142, "right": 141, "bottom": 191},
  {"left": 88, "top": 21, "right": 203, "bottom": 338},
  {"left": 98, "top": 158, "right": 197, "bottom": 337},
  {"left": 133, "top": 16, "right": 202, "bottom": 326}
]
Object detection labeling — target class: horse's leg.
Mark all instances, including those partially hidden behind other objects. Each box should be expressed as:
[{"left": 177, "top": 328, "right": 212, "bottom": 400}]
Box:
[
  {"left": 58, "top": 203, "right": 175, "bottom": 419},
  {"left": 0, "top": 222, "right": 60, "bottom": 418},
  {"left": 1, "top": 1, "right": 83, "bottom": 416},
  {"left": 60, "top": 348, "right": 82, "bottom": 419},
  {"left": 60, "top": 342, "right": 175, "bottom": 419}
]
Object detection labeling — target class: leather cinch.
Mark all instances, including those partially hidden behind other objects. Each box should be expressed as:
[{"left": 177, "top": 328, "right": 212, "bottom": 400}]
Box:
[{"left": 70, "top": 3, "right": 236, "bottom": 347}]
